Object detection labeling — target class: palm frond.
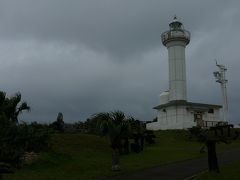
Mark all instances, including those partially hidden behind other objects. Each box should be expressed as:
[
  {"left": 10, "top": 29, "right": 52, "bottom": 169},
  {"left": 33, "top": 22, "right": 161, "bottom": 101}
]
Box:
[
  {"left": 11, "top": 93, "right": 21, "bottom": 107},
  {"left": 18, "top": 102, "right": 31, "bottom": 112},
  {"left": 110, "top": 111, "right": 125, "bottom": 125}
]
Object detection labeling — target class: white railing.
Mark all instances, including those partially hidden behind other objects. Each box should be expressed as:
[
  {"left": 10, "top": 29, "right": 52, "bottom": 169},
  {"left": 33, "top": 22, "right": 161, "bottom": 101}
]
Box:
[
  {"left": 203, "top": 121, "right": 228, "bottom": 128},
  {"left": 161, "top": 30, "right": 190, "bottom": 45}
]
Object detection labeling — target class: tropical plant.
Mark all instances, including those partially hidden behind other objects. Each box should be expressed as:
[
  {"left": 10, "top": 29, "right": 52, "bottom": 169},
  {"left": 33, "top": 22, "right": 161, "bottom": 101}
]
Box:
[
  {"left": 93, "top": 111, "right": 130, "bottom": 171},
  {"left": 188, "top": 125, "right": 239, "bottom": 172},
  {"left": 0, "top": 91, "right": 30, "bottom": 177},
  {"left": 0, "top": 92, "right": 30, "bottom": 123}
]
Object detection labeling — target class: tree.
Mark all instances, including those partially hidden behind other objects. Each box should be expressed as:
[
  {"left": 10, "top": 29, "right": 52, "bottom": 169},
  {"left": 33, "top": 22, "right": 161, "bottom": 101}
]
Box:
[
  {"left": 50, "top": 112, "right": 65, "bottom": 132},
  {"left": 94, "top": 111, "right": 130, "bottom": 171},
  {"left": 0, "top": 91, "right": 30, "bottom": 177},
  {"left": 0, "top": 92, "right": 30, "bottom": 123},
  {"left": 188, "top": 125, "right": 239, "bottom": 172}
]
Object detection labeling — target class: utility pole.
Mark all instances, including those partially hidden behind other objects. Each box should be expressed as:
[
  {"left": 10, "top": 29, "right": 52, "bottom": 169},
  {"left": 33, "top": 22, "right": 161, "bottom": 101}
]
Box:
[{"left": 213, "top": 61, "right": 228, "bottom": 122}]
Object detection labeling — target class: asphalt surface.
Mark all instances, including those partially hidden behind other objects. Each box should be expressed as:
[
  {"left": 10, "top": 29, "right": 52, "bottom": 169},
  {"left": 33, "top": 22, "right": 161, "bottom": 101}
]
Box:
[{"left": 106, "top": 148, "right": 240, "bottom": 180}]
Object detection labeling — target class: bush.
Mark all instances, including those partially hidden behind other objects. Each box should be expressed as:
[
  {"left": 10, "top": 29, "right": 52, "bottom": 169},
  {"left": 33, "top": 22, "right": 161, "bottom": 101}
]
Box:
[
  {"left": 0, "top": 121, "right": 50, "bottom": 170},
  {"left": 0, "top": 120, "right": 25, "bottom": 168},
  {"left": 19, "top": 122, "right": 50, "bottom": 152},
  {"left": 144, "top": 130, "right": 156, "bottom": 144}
]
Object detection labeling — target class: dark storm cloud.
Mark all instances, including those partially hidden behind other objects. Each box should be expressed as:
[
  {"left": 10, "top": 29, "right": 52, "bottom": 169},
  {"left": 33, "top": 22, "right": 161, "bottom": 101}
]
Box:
[
  {"left": 0, "top": 0, "right": 165, "bottom": 57},
  {"left": 0, "top": 0, "right": 234, "bottom": 58},
  {"left": 0, "top": 0, "right": 239, "bottom": 124}
]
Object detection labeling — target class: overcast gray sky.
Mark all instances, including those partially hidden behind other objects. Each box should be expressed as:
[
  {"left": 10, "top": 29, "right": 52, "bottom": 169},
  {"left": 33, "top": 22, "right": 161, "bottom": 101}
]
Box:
[{"left": 0, "top": 0, "right": 239, "bottom": 124}]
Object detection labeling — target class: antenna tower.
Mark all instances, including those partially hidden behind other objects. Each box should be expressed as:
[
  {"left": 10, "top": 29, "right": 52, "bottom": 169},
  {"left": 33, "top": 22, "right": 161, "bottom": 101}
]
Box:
[{"left": 213, "top": 61, "right": 228, "bottom": 122}]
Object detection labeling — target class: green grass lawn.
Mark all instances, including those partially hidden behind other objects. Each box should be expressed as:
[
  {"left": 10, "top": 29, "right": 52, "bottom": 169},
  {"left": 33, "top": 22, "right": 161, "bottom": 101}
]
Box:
[{"left": 3, "top": 130, "right": 240, "bottom": 180}]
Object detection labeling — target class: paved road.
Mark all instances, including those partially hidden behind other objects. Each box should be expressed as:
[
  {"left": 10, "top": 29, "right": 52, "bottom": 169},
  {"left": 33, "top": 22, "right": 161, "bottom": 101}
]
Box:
[{"left": 106, "top": 148, "right": 240, "bottom": 180}]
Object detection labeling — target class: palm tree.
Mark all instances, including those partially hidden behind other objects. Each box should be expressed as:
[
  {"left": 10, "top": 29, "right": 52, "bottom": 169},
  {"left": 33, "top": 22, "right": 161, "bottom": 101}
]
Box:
[
  {"left": 0, "top": 92, "right": 30, "bottom": 123},
  {"left": 94, "top": 111, "right": 130, "bottom": 171},
  {"left": 0, "top": 91, "right": 30, "bottom": 176}
]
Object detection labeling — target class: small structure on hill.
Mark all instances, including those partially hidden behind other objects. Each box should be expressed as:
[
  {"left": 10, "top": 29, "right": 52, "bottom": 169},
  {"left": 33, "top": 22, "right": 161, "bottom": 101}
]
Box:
[{"left": 147, "top": 17, "right": 225, "bottom": 130}]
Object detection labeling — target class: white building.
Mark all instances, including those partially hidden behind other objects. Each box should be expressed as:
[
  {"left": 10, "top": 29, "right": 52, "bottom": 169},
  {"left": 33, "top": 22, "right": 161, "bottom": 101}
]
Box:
[{"left": 147, "top": 17, "right": 223, "bottom": 130}]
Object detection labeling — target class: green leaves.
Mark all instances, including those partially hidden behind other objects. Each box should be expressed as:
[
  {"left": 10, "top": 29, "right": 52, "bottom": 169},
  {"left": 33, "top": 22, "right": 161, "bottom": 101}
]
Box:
[
  {"left": 0, "top": 91, "right": 30, "bottom": 123},
  {"left": 0, "top": 91, "right": 32, "bottom": 174}
]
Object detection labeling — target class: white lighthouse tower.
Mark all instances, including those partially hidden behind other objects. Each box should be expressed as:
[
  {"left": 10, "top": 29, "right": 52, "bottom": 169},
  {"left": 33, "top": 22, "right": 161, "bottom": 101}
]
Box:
[
  {"left": 162, "top": 16, "right": 190, "bottom": 101},
  {"left": 147, "top": 17, "right": 223, "bottom": 130}
]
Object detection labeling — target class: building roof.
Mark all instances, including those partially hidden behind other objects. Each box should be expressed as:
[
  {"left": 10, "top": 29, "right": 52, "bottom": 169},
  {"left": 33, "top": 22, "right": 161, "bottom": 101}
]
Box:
[{"left": 154, "top": 100, "right": 222, "bottom": 110}]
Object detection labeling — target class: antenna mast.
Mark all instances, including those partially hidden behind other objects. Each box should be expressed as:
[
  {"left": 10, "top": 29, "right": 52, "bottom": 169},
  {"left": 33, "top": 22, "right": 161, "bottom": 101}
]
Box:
[{"left": 213, "top": 61, "right": 228, "bottom": 122}]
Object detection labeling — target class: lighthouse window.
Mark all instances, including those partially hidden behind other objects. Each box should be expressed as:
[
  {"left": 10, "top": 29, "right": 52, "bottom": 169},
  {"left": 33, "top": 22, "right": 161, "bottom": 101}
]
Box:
[{"left": 208, "top": 109, "right": 214, "bottom": 114}]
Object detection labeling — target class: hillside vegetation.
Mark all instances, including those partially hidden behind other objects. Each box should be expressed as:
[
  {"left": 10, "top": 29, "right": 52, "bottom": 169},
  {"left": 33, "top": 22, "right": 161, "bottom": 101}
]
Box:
[{"left": 3, "top": 130, "right": 240, "bottom": 180}]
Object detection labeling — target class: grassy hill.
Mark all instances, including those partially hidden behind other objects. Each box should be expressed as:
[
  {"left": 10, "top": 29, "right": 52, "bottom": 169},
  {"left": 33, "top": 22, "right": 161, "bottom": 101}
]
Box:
[{"left": 3, "top": 130, "right": 240, "bottom": 180}]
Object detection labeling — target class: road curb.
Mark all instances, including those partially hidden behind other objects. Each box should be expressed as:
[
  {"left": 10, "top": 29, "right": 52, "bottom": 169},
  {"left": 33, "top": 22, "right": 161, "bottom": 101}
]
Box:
[{"left": 184, "top": 170, "right": 208, "bottom": 180}]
